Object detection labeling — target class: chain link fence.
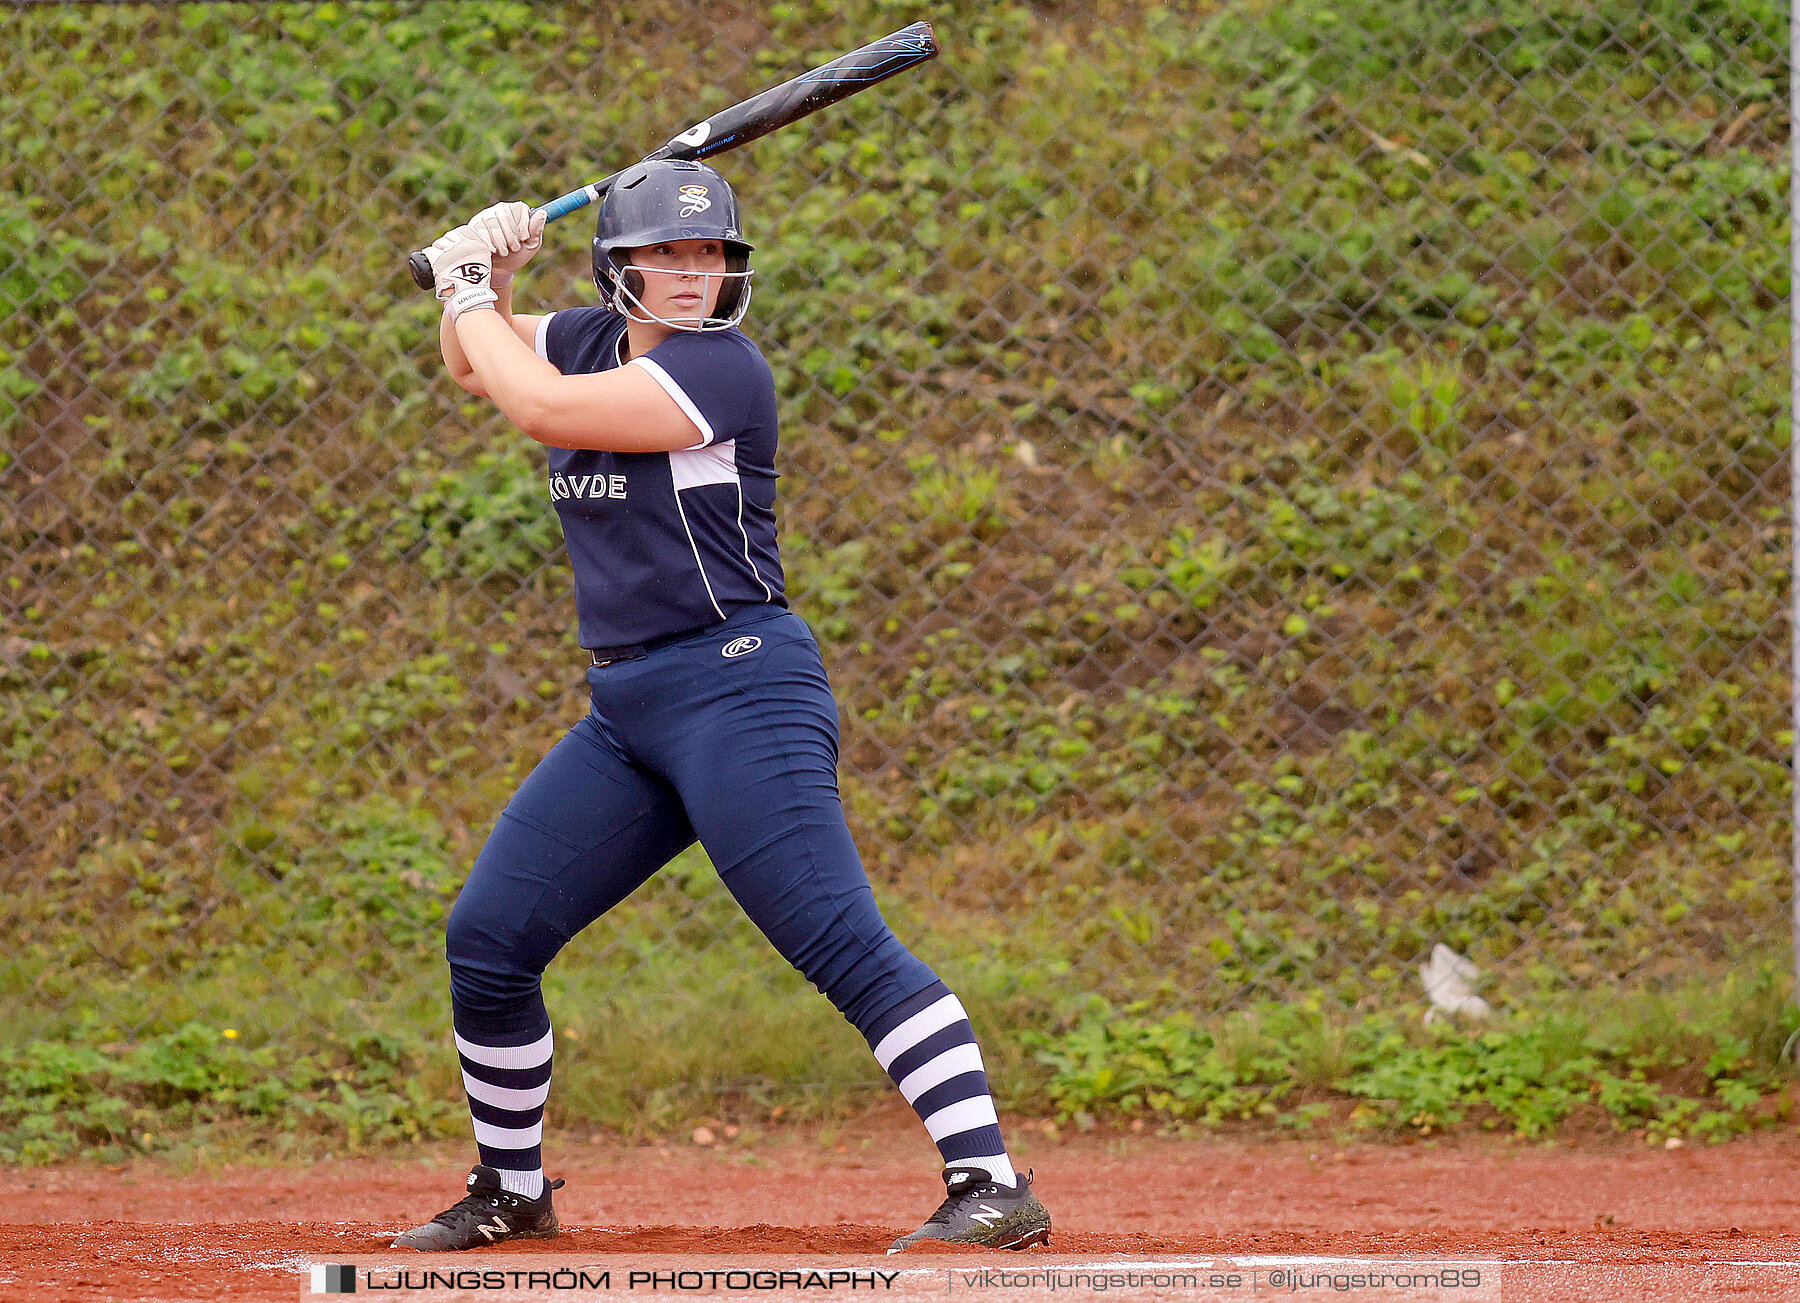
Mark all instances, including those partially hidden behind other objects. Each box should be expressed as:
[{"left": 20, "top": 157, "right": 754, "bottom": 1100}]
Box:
[{"left": 2, "top": 0, "right": 1790, "bottom": 1052}]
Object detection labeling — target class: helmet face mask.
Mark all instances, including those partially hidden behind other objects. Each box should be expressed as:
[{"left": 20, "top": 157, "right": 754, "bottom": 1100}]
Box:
[
  {"left": 593, "top": 160, "right": 755, "bottom": 332},
  {"left": 602, "top": 251, "right": 754, "bottom": 333}
]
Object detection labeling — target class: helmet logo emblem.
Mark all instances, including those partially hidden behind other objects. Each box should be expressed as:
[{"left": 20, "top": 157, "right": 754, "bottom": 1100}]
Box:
[{"left": 677, "top": 184, "right": 712, "bottom": 218}]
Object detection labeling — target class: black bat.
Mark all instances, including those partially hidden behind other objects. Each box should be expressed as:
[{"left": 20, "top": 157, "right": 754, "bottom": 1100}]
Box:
[{"left": 407, "top": 21, "right": 938, "bottom": 290}]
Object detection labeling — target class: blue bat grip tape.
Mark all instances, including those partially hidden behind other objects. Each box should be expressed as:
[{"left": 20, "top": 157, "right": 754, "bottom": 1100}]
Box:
[{"left": 539, "top": 188, "right": 595, "bottom": 222}]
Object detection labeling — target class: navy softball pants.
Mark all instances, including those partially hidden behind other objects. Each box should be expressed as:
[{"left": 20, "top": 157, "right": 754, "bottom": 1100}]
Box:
[{"left": 443, "top": 605, "right": 1009, "bottom": 1181}]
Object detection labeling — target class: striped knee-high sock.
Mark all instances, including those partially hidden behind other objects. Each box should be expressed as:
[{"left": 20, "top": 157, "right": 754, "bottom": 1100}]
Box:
[
  {"left": 868, "top": 983, "right": 1017, "bottom": 1188},
  {"left": 453, "top": 1020, "right": 553, "bottom": 1199}
]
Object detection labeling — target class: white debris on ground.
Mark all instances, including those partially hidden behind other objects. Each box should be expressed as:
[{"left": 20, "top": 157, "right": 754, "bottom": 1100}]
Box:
[{"left": 1420, "top": 943, "right": 1493, "bottom": 1024}]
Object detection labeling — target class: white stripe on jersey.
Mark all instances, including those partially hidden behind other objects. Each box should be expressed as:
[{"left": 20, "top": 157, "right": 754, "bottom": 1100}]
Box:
[
  {"left": 534, "top": 312, "right": 555, "bottom": 362},
  {"left": 669, "top": 440, "right": 738, "bottom": 490},
  {"left": 672, "top": 483, "right": 727, "bottom": 621},
  {"left": 666, "top": 442, "right": 773, "bottom": 601},
  {"left": 630, "top": 355, "right": 715, "bottom": 447},
  {"left": 735, "top": 478, "right": 774, "bottom": 601}
]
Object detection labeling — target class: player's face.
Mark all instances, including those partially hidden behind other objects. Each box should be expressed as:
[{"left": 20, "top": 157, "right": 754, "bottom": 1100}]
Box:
[{"left": 629, "top": 239, "right": 728, "bottom": 326}]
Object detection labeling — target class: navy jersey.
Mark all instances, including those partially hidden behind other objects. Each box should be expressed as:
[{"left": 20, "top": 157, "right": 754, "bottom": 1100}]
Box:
[{"left": 534, "top": 307, "right": 787, "bottom": 649}]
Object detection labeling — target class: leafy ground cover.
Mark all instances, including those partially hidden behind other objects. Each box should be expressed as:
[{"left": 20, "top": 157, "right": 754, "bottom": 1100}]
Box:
[
  {"left": 1026, "top": 964, "right": 1799, "bottom": 1143},
  {"left": 4, "top": 966, "right": 1793, "bottom": 1165}
]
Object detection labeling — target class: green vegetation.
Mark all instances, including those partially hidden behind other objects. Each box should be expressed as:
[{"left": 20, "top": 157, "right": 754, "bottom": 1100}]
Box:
[
  {"left": 1027, "top": 966, "right": 1799, "bottom": 1141},
  {"left": 0, "top": 0, "right": 1791, "bottom": 1129},
  {"left": 6, "top": 964, "right": 1792, "bottom": 1164},
  {"left": 0, "top": 1021, "right": 459, "bottom": 1165}
]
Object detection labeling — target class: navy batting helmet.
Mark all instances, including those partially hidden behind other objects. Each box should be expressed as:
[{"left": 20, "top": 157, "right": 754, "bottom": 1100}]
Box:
[{"left": 593, "top": 159, "right": 754, "bottom": 330}]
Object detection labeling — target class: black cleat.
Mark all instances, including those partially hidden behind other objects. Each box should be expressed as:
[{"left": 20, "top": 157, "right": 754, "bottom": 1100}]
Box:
[
  {"left": 888, "top": 1166, "right": 1051, "bottom": 1253},
  {"left": 391, "top": 1165, "right": 565, "bottom": 1251}
]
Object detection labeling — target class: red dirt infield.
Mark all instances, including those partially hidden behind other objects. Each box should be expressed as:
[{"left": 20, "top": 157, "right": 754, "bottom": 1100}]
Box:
[{"left": 2, "top": 1104, "right": 1797, "bottom": 1301}]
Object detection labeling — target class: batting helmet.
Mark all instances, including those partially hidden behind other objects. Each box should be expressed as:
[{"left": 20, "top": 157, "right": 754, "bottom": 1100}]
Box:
[{"left": 593, "top": 159, "right": 754, "bottom": 331}]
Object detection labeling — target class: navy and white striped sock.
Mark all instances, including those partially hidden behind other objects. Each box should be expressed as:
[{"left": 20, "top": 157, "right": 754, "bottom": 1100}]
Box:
[
  {"left": 869, "top": 984, "right": 1017, "bottom": 1188},
  {"left": 454, "top": 1022, "right": 553, "bottom": 1200}
]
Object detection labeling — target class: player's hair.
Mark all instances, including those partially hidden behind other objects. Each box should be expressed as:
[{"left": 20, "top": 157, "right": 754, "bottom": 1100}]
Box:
[{"left": 592, "top": 159, "right": 753, "bottom": 330}]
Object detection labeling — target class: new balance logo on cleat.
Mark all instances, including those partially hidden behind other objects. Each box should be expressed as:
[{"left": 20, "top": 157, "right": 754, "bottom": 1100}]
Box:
[
  {"left": 888, "top": 1168, "right": 1051, "bottom": 1254},
  {"left": 392, "top": 1166, "right": 564, "bottom": 1252}
]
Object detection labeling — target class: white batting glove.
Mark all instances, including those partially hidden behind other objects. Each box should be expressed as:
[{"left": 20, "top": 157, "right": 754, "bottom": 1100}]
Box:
[
  {"left": 468, "top": 202, "right": 545, "bottom": 288},
  {"left": 426, "top": 225, "right": 497, "bottom": 322}
]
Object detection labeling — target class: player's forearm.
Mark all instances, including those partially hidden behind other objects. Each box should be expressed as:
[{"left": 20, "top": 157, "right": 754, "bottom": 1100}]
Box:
[
  {"left": 454, "top": 305, "right": 563, "bottom": 433},
  {"left": 440, "top": 285, "right": 514, "bottom": 395},
  {"left": 452, "top": 313, "right": 704, "bottom": 453}
]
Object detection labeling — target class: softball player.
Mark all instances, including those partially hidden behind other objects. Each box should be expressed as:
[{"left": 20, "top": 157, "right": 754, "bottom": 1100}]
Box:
[{"left": 394, "top": 159, "right": 1050, "bottom": 1255}]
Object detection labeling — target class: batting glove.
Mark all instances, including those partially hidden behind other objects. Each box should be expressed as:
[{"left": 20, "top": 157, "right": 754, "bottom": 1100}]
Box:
[
  {"left": 426, "top": 225, "right": 498, "bottom": 322},
  {"left": 468, "top": 202, "right": 546, "bottom": 288}
]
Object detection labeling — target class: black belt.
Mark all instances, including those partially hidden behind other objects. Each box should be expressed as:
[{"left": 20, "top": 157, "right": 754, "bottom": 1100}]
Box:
[{"left": 586, "top": 626, "right": 701, "bottom": 667}]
